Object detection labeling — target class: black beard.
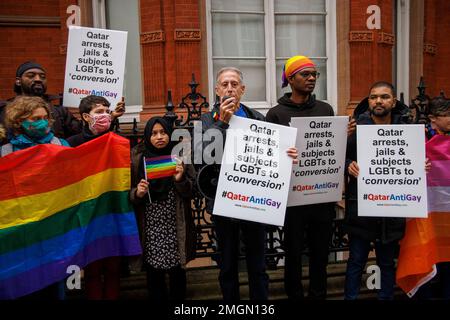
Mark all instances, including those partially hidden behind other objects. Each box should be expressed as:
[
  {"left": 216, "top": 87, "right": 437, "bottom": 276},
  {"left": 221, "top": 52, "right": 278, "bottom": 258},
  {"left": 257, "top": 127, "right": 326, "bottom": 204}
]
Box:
[
  {"left": 369, "top": 106, "right": 390, "bottom": 117},
  {"left": 22, "top": 84, "right": 46, "bottom": 97},
  {"left": 31, "top": 87, "right": 45, "bottom": 96}
]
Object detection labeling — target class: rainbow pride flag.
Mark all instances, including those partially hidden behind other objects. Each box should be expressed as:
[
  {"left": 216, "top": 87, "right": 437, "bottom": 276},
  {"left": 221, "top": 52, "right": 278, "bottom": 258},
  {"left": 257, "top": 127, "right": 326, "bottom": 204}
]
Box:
[
  {"left": 0, "top": 132, "right": 142, "bottom": 299},
  {"left": 145, "top": 155, "right": 177, "bottom": 180},
  {"left": 396, "top": 135, "right": 450, "bottom": 297}
]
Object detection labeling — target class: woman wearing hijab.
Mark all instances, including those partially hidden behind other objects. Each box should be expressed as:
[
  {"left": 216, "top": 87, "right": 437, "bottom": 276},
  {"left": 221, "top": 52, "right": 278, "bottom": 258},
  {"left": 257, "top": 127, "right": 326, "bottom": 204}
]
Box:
[{"left": 129, "top": 116, "right": 196, "bottom": 301}]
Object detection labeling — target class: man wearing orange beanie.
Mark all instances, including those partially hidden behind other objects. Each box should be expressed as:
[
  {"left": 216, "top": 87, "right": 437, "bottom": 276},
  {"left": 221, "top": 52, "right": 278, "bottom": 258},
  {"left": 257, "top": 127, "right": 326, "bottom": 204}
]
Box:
[{"left": 266, "top": 55, "right": 335, "bottom": 300}]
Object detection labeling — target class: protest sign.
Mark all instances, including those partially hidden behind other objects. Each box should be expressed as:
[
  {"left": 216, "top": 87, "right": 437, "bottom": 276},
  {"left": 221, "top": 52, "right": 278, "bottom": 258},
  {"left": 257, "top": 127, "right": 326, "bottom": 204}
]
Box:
[
  {"left": 357, "top": 125, "right": 427, "bottom": 217},
  {"left": 213, "top": 116, "right": 296, "bottom": 226},
  {"left": 288, "top": 116, "right": 348, "bottom": 206},
  {"left": 63, "top": 26, "right": 127, "bottom": 108}
]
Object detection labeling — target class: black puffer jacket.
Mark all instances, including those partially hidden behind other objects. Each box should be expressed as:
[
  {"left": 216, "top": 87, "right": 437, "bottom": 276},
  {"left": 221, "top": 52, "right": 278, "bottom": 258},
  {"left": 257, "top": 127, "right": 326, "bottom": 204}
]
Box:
[{"left": 344, "top": 98, "right": 411, "bottom": 244}]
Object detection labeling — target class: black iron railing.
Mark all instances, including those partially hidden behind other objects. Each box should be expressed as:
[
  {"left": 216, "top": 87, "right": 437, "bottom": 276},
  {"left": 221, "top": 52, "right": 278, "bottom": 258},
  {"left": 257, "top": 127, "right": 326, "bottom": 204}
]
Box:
[{"left": 114, "top": 75, "right": 440, "bottom": 268}]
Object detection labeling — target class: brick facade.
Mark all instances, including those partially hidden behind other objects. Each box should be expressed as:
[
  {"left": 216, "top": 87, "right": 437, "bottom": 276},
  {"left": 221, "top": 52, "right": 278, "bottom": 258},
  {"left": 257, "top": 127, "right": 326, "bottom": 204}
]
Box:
[
  {"left": 1, "top": 0, "right": 449, "bottom": 117},
  {"left": 139, "top": 0, "right": 202, "bottom": 121},
  {"left": 0, "top": 0, "right": 75, "bottom": 100},
  {"left": 348, "top": 0, "right": 395, "bottom": 113},
  {"left": 423, "top": 0, "right": 450, "bottom": 97}
]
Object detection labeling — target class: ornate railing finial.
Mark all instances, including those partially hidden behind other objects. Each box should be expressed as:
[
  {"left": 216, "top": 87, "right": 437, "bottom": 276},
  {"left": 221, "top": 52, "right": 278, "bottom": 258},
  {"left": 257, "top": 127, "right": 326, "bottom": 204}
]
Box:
[
  {"left": 189, "top": 73, "right": 199, "bottom": 94},
  {"left": 418, "top": 76, "right": 426, "bottom": 96},
  {"left": 177, "top": 73, "right": 209, "bottom": 126},
  {"left": 164, "top": 89, "right": 178, "bottom": 126},
  {"left": 409, "top": 76, "right": 430, "bottom": 124}
]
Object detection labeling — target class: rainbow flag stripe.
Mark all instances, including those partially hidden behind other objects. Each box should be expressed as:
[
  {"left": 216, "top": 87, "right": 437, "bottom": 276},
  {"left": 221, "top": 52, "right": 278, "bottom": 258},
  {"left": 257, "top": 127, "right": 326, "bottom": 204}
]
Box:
[
  {"left": 145, "top": 155, "right": 177, "bottom": 179},
  {"left": 0, "top": 132, "right": 142, "bottom": 299},
  {"left": 396, "top": 135, "right": 450, "bottom": 297}
]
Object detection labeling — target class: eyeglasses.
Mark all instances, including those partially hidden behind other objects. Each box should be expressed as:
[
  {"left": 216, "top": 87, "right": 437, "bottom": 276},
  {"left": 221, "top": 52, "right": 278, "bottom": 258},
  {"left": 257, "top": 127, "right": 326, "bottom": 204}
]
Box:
[{"left": 297, "top": 71, "right": 320, "bottom": 79}]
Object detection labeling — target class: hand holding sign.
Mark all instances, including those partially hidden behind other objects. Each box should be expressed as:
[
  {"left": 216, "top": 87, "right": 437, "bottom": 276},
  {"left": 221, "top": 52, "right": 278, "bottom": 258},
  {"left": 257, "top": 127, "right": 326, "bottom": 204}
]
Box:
[
  {"left": 214, "top": 117, "right": 296, "bottom": 226},
  {"left": 357, "top": 124, "right": 427, "bottom": 218},
  {"left": 288, "top": 116, "right": 348, "bottom": 207},
  {"left": 112, "top": 97, "right": 125, "bottom": 119},
  {"left": 63, "top": 26, "right": 127, "bottom": 108},
  {"left": 286, "top": 147, "right": 299, "bottom": 164},
  {"left": 348, "top": 161, "right": 360, "bottom": 178}
]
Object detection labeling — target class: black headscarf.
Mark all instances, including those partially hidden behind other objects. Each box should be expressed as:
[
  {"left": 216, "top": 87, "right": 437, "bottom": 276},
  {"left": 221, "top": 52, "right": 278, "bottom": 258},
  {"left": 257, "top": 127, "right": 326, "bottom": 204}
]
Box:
[{"left": 139, "top": 117, "right": 175, "bottom": 202}]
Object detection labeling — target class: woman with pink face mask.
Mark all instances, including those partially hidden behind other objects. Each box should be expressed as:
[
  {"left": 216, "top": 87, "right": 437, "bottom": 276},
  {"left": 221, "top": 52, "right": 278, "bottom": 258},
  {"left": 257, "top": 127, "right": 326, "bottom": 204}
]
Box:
[
  {"left": 67, "top": 95, "right": 125, "bottom": 300},
  {"left": 67, "top": 95, "right": 125, "bottom": 147}
]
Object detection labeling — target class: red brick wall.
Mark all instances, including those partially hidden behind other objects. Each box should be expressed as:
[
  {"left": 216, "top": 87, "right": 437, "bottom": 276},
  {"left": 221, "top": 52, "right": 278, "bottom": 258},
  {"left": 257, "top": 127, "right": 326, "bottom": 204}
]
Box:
[
  {"left": 0, "top": 0, "right": 59, "bottom": 16},
  {"left": 424, "top": 0, "right": 450, "bottom": 98},
  {"left": 139, "top": 0, "right": 202, "bottom": 120},
  {"left": 2, "top": 0, "right": 448, "bottom": 119},
  {"left": 423, "top": 0, "right": 437, "bottom": 97},
  {"left": 348, "top": 0, "right": 395, "bottom": 110},
  {"left": 0, "top": 0, "right": 74, "bottom": 101}
]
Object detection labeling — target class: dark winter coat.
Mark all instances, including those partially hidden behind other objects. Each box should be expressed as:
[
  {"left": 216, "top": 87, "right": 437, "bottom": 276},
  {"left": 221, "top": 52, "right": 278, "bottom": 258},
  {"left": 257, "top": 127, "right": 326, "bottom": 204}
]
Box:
[
  {"left": 199, "top": 103, "right": 265, "bottom": 211},
  {"left": 66, "top": 126, "right": 109, "bottom": 147},
  {"left": 265, "top": 93, "right": 336, "bottom": 219},
  {"left": 344, "top": 98, "right": 411, "bottom": 243},
  {"left": 129, "top": 142, "right": 197, "bottom": 267}
]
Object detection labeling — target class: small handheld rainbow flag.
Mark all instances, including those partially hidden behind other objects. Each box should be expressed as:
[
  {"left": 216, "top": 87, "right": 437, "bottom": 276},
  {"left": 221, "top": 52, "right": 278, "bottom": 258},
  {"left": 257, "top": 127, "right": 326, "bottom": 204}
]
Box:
[{"left": 144, "top": 155, "right": 177, "bottom": 180}]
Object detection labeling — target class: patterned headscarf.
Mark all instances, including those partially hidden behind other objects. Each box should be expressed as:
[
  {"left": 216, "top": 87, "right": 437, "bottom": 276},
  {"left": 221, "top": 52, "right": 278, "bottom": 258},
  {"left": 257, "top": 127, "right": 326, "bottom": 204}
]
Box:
[{"left": 281, "top": 55, "right": 316, "bottom": 88}]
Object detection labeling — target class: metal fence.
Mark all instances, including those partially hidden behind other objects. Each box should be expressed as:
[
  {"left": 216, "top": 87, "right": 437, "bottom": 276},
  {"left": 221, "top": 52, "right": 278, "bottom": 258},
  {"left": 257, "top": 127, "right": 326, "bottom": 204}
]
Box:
[{"left": 113, "top": 75, "right": 442, "bottom": 269}]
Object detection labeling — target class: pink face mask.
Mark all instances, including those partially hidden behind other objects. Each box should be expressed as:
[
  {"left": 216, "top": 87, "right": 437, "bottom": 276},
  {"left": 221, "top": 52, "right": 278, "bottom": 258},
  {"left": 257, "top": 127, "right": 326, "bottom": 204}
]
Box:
[{"left": 89, "top": 113, "right": 111, "bottom": 134}]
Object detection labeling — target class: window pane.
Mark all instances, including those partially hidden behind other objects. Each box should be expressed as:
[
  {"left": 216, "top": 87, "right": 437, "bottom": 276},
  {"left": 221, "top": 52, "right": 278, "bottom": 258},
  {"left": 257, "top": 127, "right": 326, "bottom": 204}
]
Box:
[
  {"left": 212, "top": 13, "right": 265, "bottom": 57},
  {"left": 275, "top": 15, "right": 326, "bottom": 57},
  {"left": 213, "top": 59, "right": 266, "bottom": 101},
  {"left": 276, "top": 59, "right": 327, "bottom": 101},
  {"left": 211, "top": 0, "right": 264, "bottom": 12},
  {"left": 106, "top": 0, "right": 142, "bottom": 106},
  {"left": 274, "top": 0, "right": 325, "bottom": 12}
]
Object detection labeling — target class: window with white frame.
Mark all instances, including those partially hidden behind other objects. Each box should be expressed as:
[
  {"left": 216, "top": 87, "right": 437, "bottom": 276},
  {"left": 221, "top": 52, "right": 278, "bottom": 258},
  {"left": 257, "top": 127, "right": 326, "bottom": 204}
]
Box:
[
  {"left": 92, "top": 0, "right": 143, "bottom": 122},
  {"left": 207, "top": 0, "right": 337, "bottom": 112}
]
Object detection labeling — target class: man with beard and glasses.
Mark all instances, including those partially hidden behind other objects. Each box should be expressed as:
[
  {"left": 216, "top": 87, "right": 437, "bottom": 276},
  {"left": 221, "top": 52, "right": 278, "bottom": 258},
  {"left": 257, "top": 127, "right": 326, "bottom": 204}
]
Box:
[
  {"left": 343, "top": 81, "right": 425, "bottom": 300},
  {"left": 0, "top": 61, "right": 125, "bottom": 141}
]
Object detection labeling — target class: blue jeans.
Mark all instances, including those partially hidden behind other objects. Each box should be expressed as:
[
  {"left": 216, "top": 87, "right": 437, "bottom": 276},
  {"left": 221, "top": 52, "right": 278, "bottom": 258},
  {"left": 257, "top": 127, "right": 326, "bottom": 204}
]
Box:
[{"left": 344, "top": 235, "right": 397, "bottom": 300}]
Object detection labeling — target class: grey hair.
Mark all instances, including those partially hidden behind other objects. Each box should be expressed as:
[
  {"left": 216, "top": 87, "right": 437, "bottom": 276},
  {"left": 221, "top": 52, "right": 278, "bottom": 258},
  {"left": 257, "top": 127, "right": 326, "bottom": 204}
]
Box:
[{"left": 216, "top": 67, "right": 244, "bottom": 84}]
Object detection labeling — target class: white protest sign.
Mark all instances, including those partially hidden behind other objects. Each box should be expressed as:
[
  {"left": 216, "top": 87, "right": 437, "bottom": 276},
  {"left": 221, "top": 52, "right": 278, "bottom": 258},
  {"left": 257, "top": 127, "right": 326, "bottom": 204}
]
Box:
[
  {"left": 213, "top": 116, "right": 297, "bottom": 226},
  {"left": 357, "top": 125, "right": 427, "bottom": 217},
  {"left": 63, "top": 26, "right": 127, "bottom": 108},
  {"left": 288, "top": 116, "right": 348, "bottom": 206}
]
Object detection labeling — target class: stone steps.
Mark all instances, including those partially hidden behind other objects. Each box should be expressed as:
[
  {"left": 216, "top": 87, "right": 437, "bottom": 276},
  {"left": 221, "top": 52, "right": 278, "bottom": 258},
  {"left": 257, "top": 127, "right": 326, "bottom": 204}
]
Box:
[{"left": 66, "top": 261, "right": 407, "bottom": 300}]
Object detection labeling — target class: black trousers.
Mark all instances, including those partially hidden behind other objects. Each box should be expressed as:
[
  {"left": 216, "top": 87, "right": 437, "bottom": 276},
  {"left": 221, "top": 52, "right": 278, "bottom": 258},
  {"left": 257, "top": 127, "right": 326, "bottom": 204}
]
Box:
[
  {"left": 283, "top": 203, "right": 335, "bottom": 300},
  {"left": 145, "top": 265, "right": 186, "bottom": 302},
  {"left": 213, "top": 215, "right": 269, "bottom": 301}
]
